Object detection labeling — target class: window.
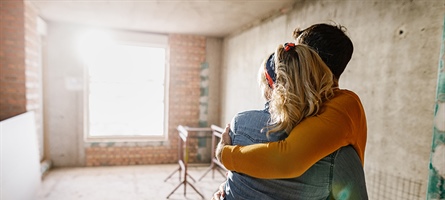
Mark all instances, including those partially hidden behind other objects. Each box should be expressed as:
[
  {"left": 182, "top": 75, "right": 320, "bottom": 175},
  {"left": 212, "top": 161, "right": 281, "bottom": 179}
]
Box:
[{"left": 79, "top": 30, "right": 168, "bottom": 141}]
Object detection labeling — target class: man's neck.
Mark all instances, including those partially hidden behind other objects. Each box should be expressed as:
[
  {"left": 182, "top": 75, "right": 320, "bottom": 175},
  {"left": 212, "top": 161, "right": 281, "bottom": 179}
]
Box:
[{"left": 333, "top": 78, "right": 339, "bottom": 88}]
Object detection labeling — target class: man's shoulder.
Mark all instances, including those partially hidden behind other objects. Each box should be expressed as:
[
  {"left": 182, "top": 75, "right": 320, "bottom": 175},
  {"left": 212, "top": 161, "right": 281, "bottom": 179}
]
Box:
[
  {"left": 329, "top": 89, "right": 364, "bottom": 107},
  {"left": 320, "top": 89, "right": 366, "bottom": 124},
  {"left": 335, "top": 89, "right": 360, "bottom": 100}
]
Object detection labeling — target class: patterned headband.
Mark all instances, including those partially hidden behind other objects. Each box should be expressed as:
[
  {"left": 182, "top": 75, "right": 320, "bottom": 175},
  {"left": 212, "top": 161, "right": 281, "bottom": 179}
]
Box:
[
  {"left": 264, "top": 43, "right": 296, "bottom": 89},
  {"left": 264, "top": 53, "right": 276, "bottom": 89}
]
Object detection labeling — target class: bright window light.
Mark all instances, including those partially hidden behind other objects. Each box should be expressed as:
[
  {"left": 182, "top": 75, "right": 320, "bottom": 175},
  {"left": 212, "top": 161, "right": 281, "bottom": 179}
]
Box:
[
  {"left": 81, "top": 31, "right": 167, "bottom": 139},
  {"left": 78, "top": 30, "right": 113, "bottom": 65}
]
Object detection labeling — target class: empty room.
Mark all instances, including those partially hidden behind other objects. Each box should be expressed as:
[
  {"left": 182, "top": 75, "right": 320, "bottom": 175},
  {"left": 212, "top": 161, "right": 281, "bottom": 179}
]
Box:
[{"left": 1, "top": 0, "right": 444, "bottom": 199}]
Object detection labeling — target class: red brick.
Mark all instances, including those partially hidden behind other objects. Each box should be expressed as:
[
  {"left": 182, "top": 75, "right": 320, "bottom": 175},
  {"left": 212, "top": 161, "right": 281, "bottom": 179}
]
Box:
[{"left": 83, "top": 34, "right": 207, "bottom": 166}]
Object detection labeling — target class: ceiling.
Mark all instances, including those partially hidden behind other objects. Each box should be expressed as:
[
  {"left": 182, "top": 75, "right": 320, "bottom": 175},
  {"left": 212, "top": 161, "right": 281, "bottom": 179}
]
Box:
[{"left": 30, "top": 0, "right": 297, "bottom": 38}]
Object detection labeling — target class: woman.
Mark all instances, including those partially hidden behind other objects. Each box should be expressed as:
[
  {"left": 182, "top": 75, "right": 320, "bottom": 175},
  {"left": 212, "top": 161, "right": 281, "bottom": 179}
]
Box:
[{"left": 218, "top": 43, "right": 366, "bottom": 199}]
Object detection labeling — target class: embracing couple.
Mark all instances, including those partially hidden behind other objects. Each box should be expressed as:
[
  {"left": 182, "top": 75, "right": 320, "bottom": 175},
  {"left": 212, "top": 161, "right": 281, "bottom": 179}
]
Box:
[{"left": 213, "top": 23, "right": 368, "bottom": 200}]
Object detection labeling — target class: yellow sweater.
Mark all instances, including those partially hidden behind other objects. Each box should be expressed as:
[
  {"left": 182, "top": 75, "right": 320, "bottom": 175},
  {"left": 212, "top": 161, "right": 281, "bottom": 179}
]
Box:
[{"left": 221, "top": 89, "right": 367, "bottom": 179}]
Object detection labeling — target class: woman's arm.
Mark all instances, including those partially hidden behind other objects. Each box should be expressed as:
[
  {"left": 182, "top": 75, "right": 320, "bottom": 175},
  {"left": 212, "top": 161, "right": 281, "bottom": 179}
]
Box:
[{"left": 219, "top": 90, "right": 367, "bottom": 179}]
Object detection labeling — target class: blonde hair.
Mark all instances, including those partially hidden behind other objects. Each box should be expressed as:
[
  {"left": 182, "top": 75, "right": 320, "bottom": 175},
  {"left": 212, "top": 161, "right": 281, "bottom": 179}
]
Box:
[{"left": 266, "top": 44, "right": 335, "bottom": 135}]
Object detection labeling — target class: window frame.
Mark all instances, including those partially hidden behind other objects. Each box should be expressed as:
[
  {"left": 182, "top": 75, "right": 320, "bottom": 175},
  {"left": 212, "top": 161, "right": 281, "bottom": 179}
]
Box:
[{"left": 83, "top": 30, "right": 169, "bottom": 142}]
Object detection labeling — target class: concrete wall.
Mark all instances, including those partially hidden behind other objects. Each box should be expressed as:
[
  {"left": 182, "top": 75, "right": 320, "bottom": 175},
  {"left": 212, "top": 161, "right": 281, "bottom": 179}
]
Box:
[
  {"left": 44, "top": 23, "right": 86, "bottom": 166},
  {"left": 220, "top": 0, "right": 444, "bottom": 195},
  {"left": 206, "top": 38, "right": 223, "bottom": 127}
]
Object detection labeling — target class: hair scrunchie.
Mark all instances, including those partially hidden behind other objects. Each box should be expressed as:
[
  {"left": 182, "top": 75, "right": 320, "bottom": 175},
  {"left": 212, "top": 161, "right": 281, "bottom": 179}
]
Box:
[{"left": 284, "top": 42, "right": 296, "bottom": 51}]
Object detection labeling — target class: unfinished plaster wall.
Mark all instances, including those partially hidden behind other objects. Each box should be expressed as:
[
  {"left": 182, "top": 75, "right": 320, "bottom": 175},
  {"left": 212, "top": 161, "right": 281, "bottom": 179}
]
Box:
[
  {"left": 206, "top": 38, "right": 223, "bottom": 127},
  {"left": 221, "top": 0, "right": 444, "bottom": 196},
  {"left": 44, "top": 23, "right": 86, "bottom": 166},
  {"left": 221, "top": 15, "right": 291, "bottom": 118}
]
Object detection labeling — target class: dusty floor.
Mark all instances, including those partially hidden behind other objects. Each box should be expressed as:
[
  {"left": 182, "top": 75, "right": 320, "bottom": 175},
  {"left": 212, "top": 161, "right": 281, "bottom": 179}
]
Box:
[{"left": 37, "top": 164, "right": 226, "bottom": 200}]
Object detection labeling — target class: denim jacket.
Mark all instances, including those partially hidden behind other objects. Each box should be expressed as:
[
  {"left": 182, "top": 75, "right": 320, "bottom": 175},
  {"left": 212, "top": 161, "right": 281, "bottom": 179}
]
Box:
[{"left": 224, "top": 103, "right": 368, "bottom": 200}]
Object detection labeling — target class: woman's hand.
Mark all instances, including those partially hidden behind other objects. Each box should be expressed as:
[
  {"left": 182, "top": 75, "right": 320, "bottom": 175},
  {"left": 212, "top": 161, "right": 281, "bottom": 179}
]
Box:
[
  {"left": 221, "top": 124, "right": 232, "bottom": 145},
  {"left": 215, "top": 124, "right": 232, "bottom": 162},
  {"left": 211, "top": 182, "right": 226, "bottom": 200}
]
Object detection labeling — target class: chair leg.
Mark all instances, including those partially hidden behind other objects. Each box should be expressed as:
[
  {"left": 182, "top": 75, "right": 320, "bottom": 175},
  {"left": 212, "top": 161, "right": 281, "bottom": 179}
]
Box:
[
  {"left": 186, "top": 180, "right": 205, "bottom": 199},
  {"left": 164, "top": 167, "right": 181, "bottom": 182},
  {"left": 187, "top": 173, "right": 197, "bottom": 183},
  {"left": 198, "top": 165, "right": 213, "bottom": 181},
  {"left": 166, "top": 181, "right": 185, "bottom": 199}
]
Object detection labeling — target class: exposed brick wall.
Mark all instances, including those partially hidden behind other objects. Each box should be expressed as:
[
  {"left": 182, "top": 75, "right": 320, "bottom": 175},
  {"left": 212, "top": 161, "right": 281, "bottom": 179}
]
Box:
[
  {"left": 85, "top": 34, "right": 207, "bottom": 166},
  {"left": 168, "top": 34, "right": 206, "bottom": 163},
  {"left": 0, "top": 0, "right": 43, "bottom": 159},
  {"left": 0, "top": 0, "right": 27, "bottom": 121},
  {"left": 86, "top": 145, "right": 178, "bottom": 166},
  {"left": 24, "top": 1, "right": 44, "bottom": 160}
]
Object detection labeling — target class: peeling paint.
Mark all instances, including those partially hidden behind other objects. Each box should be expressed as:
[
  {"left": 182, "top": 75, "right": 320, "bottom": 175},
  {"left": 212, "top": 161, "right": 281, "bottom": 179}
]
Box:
[
  {"left": 427, "top": 16, "right": 445, "bottom": 200},
  {"left": 197, "top": 62, "right": 211, "bottom": 162},
  {"left": 199, "top": 62, "right": 210, "bottom": 127},
  {"left": 432, "top": 144, "right": 445, "bottom": 178},
  {"left": 435, "top": 101, "right": 445, "bottom": 132}
]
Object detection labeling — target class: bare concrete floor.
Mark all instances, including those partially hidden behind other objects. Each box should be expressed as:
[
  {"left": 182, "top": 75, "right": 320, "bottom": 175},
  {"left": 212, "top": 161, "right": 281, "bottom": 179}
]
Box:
[{"left": 37, "top": 164, "right": 226, "bottom": 200}]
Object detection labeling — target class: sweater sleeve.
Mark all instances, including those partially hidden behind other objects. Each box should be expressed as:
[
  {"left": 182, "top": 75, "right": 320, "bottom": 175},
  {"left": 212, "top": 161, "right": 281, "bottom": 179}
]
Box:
[{"left": 221, "top": 90, "right": 364, "bottom": 179}]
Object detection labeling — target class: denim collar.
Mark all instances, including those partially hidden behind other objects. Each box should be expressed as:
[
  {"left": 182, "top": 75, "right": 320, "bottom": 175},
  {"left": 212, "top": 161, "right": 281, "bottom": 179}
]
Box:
[{"left": 264, "top": 101, "right": 270, "bottom": 112}]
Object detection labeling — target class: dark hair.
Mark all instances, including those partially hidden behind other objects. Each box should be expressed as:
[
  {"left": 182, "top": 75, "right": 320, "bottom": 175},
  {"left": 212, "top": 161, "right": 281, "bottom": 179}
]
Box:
[{"left": 293, "top": 23, "right": 353, "bottom": 79}]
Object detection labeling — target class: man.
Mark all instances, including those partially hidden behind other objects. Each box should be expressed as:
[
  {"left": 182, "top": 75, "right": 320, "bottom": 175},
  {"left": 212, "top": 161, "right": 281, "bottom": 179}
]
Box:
[{"left": 215, "top": 23, "right": 368, "bottom": 199}]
